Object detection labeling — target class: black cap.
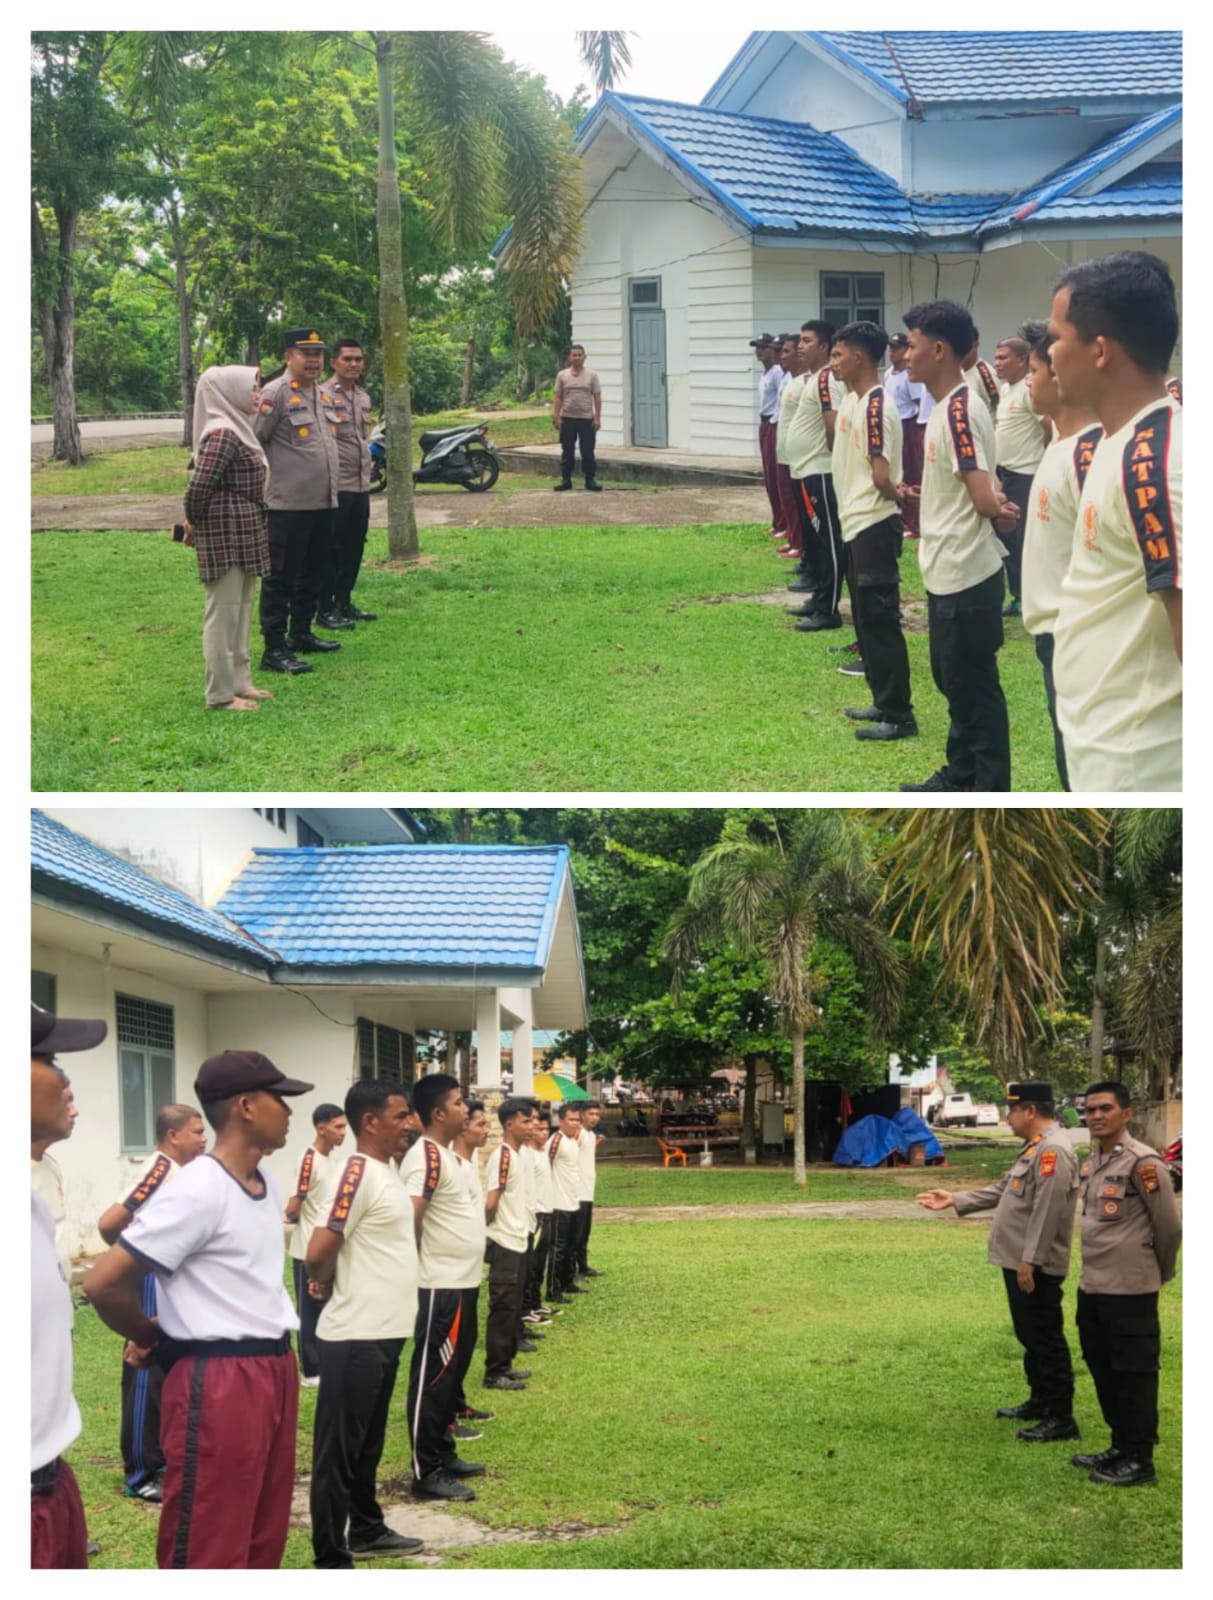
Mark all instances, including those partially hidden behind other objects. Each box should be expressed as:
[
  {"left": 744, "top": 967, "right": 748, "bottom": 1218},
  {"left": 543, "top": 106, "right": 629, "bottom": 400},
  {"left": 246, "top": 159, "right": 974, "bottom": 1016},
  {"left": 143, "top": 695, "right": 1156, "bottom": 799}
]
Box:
[
  {"left": 32, "top": 1002, "right": 107, "bottom": 1055},
  {"left": 749, "top": 333, "right": 776, "bottom": 349},
  {"left": 888, "top": 332, "right": 909, "bottom": 348},
  {"left": 282, "top": 327, "right": 328, "bottom": 352},
  {"left": 195, "top": 1050, "right": 314, "bottom": 1105},
  {"left": 1006, "top": 1082, "right": 1053, "bottom": 1104}
]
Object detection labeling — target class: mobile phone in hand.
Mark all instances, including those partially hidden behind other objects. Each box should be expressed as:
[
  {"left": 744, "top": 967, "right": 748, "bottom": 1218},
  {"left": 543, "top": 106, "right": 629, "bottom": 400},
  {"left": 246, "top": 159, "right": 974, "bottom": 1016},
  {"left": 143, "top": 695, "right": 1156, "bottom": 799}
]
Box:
[{"left": 172, "top": 524, "right": 187, "bottom": 542}]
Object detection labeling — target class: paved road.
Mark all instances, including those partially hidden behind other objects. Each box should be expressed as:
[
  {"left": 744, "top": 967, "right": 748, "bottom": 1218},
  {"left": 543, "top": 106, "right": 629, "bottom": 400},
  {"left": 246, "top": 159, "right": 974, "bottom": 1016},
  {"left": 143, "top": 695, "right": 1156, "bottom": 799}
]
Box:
[{"left": 31, "top": 418, "right": 184, "bottom": 456}]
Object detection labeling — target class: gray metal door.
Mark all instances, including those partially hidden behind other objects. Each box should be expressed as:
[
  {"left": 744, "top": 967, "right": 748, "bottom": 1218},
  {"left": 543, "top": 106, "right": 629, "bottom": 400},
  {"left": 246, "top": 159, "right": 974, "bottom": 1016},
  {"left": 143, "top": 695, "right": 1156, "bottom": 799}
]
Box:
[{"left": 630, "top": 309, "right": 667, "bottom": 447}]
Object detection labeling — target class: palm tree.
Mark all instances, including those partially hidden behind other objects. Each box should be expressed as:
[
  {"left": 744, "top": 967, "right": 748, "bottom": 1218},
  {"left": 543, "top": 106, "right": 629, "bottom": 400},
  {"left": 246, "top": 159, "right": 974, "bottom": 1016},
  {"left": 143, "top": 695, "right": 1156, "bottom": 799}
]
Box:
[
  {"left": 662, "top": 812, "right": 903, "bottom": 1186},
  {"left": 876, "top": 808, "right": 1108, "bottom": 1082},
  {"left": 369, "top": 32, "right": 596, "bottom": 560},
  {"left": 576, "top": 32, "right": 634, "bottom": 97}
]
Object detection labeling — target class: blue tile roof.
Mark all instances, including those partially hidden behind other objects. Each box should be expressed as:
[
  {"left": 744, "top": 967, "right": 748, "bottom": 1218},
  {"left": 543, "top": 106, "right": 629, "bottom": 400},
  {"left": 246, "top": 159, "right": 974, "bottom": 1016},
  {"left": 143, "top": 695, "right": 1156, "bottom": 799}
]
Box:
[
  {"left": 599, "top": 95, "right": 1004, "bottom": 239},
  {"left": 805, "top": 31, "right": 1181, "bottom": 105},
  {"left": 216, "top": 846, "right": 570, "bottom": 972},
  {"left": 31, "top": 811, "right": 270, "bottom": 963},
  {"left": 592, "top": 94, "right": 1180, "bottom": 243},
  {"left": 981, "top": 106, "right": 1182, "bottom": 232},
  {"left": 1021, "top": 164, "right": 1182, "bottom": 226}
]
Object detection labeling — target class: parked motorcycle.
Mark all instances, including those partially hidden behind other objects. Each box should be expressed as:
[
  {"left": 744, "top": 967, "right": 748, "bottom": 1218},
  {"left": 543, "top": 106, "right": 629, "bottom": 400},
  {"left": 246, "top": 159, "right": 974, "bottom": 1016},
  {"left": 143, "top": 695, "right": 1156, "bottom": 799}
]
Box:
[
  {"left": 1164, "top": 1133, "right": 1182, "bottom": 1193},
  {"left": 368, "top": 420, "right": 499, "bottom": 494}
]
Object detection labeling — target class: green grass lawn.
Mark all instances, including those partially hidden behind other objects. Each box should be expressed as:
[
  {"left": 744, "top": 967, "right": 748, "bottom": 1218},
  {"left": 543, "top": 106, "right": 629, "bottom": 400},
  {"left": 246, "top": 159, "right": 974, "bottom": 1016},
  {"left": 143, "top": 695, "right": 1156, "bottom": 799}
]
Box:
[
  {"left": 595, "top": 1143, "right": 1020, "bottom": 1207},
  {"left": 31, "top": 523, "right": 1063, "bottom": 792},
  {"left": 31, "top": 410, "right": 555, "bottom": 498},
  {"left": 67, "top": 1207, "right": 1181, "bottom": 1569}
]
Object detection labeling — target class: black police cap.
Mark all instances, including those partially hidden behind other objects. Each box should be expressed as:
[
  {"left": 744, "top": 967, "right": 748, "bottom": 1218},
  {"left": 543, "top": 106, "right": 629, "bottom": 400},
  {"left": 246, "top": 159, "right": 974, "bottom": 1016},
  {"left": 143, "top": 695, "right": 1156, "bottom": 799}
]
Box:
[
  {"left": 282, "top": 327, "right": 328, "bottom": 352},
  {"left": 1006, "top": 1082, "right": 1053, "bottom": 1104}
]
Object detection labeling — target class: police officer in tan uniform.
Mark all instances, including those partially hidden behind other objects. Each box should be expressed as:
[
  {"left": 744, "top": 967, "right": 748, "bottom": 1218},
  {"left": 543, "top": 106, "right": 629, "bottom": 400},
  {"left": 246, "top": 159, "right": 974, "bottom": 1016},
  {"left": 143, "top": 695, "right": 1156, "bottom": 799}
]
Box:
[
  {"left": 318, "top": 339, "right": 378, "bottom": 629},
  {"left": 919, "top": 1082, "right": 1080, "bottom": 1441},
  {"left": 1071, "top": 1080, "right": 1181, "bottom": 1487},
  {"left": 254, "top": 328, "right": 342, "bottom": 674}
]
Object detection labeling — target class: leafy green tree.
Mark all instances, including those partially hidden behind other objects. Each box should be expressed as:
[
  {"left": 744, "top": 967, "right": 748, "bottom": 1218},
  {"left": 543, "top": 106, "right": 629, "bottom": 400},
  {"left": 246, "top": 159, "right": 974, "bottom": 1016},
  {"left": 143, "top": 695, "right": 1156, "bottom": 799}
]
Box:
[
  {"left": 31, "top": 32, "right": 134, "bottom": 461},
  {"left": 664, "top": 812, "right": 903, "bottom": 1186}
]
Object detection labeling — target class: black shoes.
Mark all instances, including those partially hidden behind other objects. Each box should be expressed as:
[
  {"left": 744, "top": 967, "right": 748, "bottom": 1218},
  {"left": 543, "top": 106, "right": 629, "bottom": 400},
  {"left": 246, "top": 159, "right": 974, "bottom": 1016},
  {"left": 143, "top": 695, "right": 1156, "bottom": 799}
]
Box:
[
  {"left": 504, "top": 1368, "right": 532, "bottom": 1380},
  {"left": 414, "top": 1470, "right": 475, "bottom": 1502},
  {"left": 786, "top": 579, "right": 813, "bottom": 593},
  {"left": 845, "top": 705, "right": 882, "bottom": 721},
  {"left": 855, "top": 718, "right": 918, "bottom": 742},
  {"left": 586, "top": 479, "right": 602, "bottom": 491},
  {"left": 1088, "top": 1457, "right": 1156, "bottom": 1487},
  {"left": 450, "top": 1421, "right": 482, "bottom": 1440},
  {"left": 445, "top": 1455, "right": 486, "bottom": 1477},
  {"left": 581, "top": 1267, "right": 604, "bottom": 1278},
  {"left": 996, "top": 1401, "right": 1043, "bottom": 1420},
  {"left": 315, "top": 609, "right": 355, "bottom": 631},
  {"left": 1002, "top": 597, "right": 1022, "bottom": 618},
  {"left": 900, "top": 769, "right": 965, "bottom": 793},
  {"left": 459, "top": 1405, "right": 495, "bottom": 1422},
  {"left": 795, "top": 613, "right": 842, "bottom": 632},
  {"left": 1017, "top": 1417, "right": 1080, "bottom": 1443},
  {"left": 350, "top": 1529, "right": 425, "bottom": 1557},
  {"left": 517, "top": 1338, "right": 539, "bottom": 1353},
  {"left": 484, "top": 1375, "right": 527, "bottom": 1391},
  {"left": 343, "top": 602, "right": 377, "bottom": 621},
  {"left": 1072, "top": 1447, "right": 1122, "bottom": 1470},
  {"left": 548, "top": 1293, "right": 571, "bottom": 1305},
  {"left": 288, "top": 633, "right": 341, "bottom": 653},
  {"left": 837, "top": 657, "right": 866, "bottom": 677},
  {"left": 554, "top": 481, "right": 572, "bottom": 491},
  {"left": 564, "top": 1284, "right": 587, "bottom": 1294},
  {"left": 260, "top": 646, "right": 313, "bottom": 674}
]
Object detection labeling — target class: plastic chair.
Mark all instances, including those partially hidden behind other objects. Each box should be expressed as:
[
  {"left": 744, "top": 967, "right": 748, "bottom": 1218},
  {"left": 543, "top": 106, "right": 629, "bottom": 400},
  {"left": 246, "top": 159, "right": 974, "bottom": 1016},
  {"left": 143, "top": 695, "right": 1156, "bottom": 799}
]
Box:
[{"left": 657, "top": 1138, "right": 688, "bottom": 1168}]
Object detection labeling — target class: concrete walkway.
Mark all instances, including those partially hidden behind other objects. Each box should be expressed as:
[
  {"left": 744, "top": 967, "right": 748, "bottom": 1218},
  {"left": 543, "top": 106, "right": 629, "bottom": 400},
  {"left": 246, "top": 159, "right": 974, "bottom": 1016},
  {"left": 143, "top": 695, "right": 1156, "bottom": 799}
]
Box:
[{"left": 500, "top": 440, "right": 762, "bottom": 488}]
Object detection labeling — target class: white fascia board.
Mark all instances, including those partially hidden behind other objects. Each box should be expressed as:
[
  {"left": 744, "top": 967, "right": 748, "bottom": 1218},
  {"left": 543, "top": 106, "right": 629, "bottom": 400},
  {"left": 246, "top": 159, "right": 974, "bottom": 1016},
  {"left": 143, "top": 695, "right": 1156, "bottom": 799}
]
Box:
[
  {"left": 753, "top": 233, "right": 979, "bottom": 255},
  {"left": 595, "top": 104, "right": 752, "bottom": 240},
  {"left": 982, "top": 218, "right": 1182, "bottom": 253},
  {"left": 1074, "top": 119, "right": 1183, "bottom": 197}
]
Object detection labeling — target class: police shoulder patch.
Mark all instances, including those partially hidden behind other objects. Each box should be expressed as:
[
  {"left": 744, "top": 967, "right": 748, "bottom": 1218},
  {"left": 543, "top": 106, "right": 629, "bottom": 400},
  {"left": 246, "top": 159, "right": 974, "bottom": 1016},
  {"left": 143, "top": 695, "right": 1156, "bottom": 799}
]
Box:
[
  {"left": 422, "top": 1139, "right": 441, "bottom": 1199},
  {"left": 1038, "top": 1149, "right": 1058, "bottom": 1177},
  {"left": 326, "top": 1154, "right": 366, "bottom": 1233},
  {"left": 1122, "top": 406, "right": 1178, "bottom": 591},
  {"left": 296, "top": 1147, "right": 316, "bottom": 1198},
  {"left": 946, "top": 388, "right": 979, "bottom": 471},
  {"left": 1139, "top": 1162, "right": 1161, "bottom": 1194},
  {"left": 259, "top": 401, "right": 275, "bottom": 414},
  {"left": 125, "top": 1153, "right": 172, "bottom": 1212}
]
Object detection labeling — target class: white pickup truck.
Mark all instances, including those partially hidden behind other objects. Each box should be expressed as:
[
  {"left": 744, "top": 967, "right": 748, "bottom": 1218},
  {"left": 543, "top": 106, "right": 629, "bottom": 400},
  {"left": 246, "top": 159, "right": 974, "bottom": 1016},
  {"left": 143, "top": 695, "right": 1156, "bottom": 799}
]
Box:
[{"left": 935, "top": 1093, "right": 978, "bottom": 1128}]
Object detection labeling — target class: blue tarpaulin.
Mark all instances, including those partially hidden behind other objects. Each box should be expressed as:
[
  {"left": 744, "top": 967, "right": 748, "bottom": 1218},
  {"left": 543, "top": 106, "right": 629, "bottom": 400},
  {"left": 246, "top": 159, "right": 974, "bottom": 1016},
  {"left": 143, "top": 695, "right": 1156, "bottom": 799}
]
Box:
[{"left": 832, "top": 1110, "right": 942, "bottom": 1166}]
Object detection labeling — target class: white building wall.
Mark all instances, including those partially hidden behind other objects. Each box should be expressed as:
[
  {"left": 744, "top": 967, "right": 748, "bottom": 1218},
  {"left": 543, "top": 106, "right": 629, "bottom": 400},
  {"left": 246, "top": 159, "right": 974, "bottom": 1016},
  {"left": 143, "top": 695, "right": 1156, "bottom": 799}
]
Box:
[
  {"left": 31, "top": 940, "right": 212, "bottom": 1257},
  {"left": 40, "top": 806, "right": 293, "bottom": 907},
  {"left": 572, "top": 150, "right": 747, "bottom": 451},
  {"left": 687, "top": 239, "right": 754, "bottom": 456},
  {"left": 908, "top": 115, "right": 1130, "bottom": 195}
]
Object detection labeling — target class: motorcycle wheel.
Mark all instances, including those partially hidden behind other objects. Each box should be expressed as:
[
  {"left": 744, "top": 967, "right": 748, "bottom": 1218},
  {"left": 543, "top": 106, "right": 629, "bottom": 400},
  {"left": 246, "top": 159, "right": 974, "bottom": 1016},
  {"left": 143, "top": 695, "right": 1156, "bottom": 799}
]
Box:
[
  {"left": 462, "top": 444, "right": 500, "bottom": 492},
  {"left": 369, "top": 461, "right": 387, "bottom": 494}
]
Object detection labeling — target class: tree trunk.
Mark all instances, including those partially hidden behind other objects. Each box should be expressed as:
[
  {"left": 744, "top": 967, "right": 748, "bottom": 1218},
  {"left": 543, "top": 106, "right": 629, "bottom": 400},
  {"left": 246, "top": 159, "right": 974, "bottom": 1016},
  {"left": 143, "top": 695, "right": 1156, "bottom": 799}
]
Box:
[
  {"left": 460, "top": 334, "right": 475, "bottom": 406},
  {"left": 375, "top": 33, "right": 419, "bottom": 561},
  {"left": 1089, "top": 840, "right": 1108, "bottom": 1075},
  {"left": 791, "top": 1023, "right": 806, "bottom": 1187},
  {"left": 740, "top": 1053, "right": 758, "bottom": 1151},
  {"left": 41, "top": 203, "right": 84, "bottom": 465},
  {"left": 168, "top": 205, "right": 197, "bottom": 449}
]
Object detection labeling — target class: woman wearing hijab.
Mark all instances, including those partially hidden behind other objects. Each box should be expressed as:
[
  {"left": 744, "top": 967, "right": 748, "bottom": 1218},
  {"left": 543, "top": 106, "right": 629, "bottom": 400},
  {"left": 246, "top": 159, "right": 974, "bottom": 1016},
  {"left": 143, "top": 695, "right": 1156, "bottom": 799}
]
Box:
[{"left": 183, "top": 366, "right": 273, "bottom": 711}]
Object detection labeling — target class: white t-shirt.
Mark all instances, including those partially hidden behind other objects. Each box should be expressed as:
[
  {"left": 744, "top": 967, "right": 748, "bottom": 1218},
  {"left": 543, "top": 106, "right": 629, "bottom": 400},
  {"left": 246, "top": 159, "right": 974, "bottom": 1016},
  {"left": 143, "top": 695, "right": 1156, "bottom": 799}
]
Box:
[
  {"left": 996, "top": 376, "right": 1047, "bottom": 474},
  {"left": 120, "top": 1153, "right": 298, "bottom": 1340},
  {"left": 832, "top": 385, "right": 904, "bottom": 541},
  {"left": 455, "top": 1149, "right": 484, "bottom": 1203},
  {"left": 288, "top": 1145, "right": 335, "bottom": 1260},
  {"left": 759, "top": 363, "right": 783, "bottom": 421},
  {"left": 31, "top": 1152, "right": 71, "bottom": 1287},
  {"left": 965, "top": 360, "right": 1000, "bottom": 423},
  {"left": 884, "top": 367, "right": 918, "bottom": 421},
  {"left": 576, "top": 1128, "right": 600, "bottom": 1203},
  {"left": 32, "top": 1192, "right": 80, "bottom": 1471},
  {"left": 1054, "top": 397, "right": 1182, "bottom": 791},
  {"left": 774, "top": 372, "right": 802, "bottom": 465},
  {"left": 547, "top": 1128, "right": 582, "bottom": 1213},
  {"left": 917, "top": 382, "right": 1005, "bottom": 596},
  {"left": 530, "top": 1140, "right": 555, "bottom": 1215},
  {"left": 316, "top": 1153, "right": 418, "bottom": 1342},
  {"left": 1021, "top": 425, "right": 1103, "bottom": 637},
  {"left": 485, "top": 1142, "right": 530, "bottom": 1254},
  {"left": 400, "top": 1136, "right": 485, "bottom": 1290},
  {"left": 786, "top": 368, "right": 845, "bottom": 479}
]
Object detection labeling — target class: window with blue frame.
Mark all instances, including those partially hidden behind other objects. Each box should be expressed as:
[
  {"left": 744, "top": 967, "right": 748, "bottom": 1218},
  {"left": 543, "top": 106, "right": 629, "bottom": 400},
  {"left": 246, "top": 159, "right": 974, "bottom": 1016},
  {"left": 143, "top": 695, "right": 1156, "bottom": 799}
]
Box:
[{"left": 116, "top": 994, "right": 175, "bottom": 1153}]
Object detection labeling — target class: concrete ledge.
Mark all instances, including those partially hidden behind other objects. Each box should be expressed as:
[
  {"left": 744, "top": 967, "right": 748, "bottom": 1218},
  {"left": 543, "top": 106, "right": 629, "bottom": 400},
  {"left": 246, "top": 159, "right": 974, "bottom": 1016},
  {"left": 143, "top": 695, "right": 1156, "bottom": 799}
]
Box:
[
  {"left": 497, "top": 442, "right": 763, "bottom": 489},
  {"left": 32, "top": 411, "right": 184, "bottom": 424}
]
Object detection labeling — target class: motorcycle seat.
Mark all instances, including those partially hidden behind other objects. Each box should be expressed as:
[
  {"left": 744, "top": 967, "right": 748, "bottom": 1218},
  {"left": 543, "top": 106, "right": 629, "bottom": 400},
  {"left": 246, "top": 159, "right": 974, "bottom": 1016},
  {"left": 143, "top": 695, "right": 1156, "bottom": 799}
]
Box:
[{"left": 419, "top": 427, "right": 474, "bottom": 450}]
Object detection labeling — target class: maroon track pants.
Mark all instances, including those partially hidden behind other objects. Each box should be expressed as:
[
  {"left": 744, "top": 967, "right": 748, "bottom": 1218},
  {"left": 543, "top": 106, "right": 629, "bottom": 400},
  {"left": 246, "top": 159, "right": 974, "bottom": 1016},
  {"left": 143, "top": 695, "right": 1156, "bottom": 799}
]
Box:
[
  {"left": 30, "top": 1460, "right": 88, "bottom": 1569},
  {"left": 759, "top": 420, "right": 784, "bottom": 530},
  {"left": 776, "top": 464, "right": 802, "bottom": 552},
  {"left": 900, "top": 420, "right": 925, "bottom": 535},
  {"left": 157, "top": 1349, "right": 298, "bottom": 1569}
]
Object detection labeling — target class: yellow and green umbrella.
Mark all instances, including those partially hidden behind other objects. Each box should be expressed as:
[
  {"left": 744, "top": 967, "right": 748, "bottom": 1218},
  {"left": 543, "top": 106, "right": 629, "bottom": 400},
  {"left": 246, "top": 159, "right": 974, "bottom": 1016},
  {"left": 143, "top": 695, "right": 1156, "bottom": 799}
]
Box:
[{"left": 531, "top": 1072, "right": 591, "bottom": 1103}]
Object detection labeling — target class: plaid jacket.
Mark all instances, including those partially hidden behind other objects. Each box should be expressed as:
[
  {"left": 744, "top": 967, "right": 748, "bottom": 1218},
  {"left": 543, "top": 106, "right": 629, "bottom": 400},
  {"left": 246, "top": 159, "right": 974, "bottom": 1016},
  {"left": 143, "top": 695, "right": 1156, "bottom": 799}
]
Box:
[{"left": 184, "top": 429, "right": 271, "bottom": 583}]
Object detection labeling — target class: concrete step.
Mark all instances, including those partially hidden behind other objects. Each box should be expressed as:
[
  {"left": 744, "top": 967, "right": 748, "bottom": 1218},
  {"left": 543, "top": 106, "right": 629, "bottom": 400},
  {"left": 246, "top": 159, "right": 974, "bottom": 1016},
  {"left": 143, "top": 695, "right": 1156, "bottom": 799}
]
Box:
[{"left": 497, "top": 442, "right": 762, "bottom": 489}]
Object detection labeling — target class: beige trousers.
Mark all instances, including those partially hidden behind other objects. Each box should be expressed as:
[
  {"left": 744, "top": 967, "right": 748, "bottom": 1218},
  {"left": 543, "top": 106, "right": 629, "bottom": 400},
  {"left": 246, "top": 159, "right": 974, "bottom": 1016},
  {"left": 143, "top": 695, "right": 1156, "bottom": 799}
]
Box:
[{"left": 202, "top": 566, "right": 258, "bottom": 706}]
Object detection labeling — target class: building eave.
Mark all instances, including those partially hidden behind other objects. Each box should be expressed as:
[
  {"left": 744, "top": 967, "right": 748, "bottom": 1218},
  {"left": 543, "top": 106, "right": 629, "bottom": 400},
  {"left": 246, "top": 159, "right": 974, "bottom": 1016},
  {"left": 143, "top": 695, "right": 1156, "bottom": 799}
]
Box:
[{"left": 32, "top": 886, "right": 277, "bottom": 982}]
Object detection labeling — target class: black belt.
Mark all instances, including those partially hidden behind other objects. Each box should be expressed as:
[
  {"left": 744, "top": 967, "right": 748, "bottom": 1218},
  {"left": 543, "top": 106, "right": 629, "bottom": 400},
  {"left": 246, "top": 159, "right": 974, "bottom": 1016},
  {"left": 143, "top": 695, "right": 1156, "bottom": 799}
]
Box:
[
  {"left": 31, "top": 1458, "right": 61, "bottom": 1492},
  {"left": 158, "top": 1331, "right": 292, "bottom": 1372}
]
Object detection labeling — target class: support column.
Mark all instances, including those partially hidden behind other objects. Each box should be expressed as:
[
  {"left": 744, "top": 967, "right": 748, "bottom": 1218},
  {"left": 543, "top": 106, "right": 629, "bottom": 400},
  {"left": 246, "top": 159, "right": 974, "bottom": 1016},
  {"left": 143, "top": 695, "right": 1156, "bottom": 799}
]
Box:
[
  {"left": 474, "top": 989, "right": 501, "bottom": 1089},
  {"left": 512, "top": 1016, "right": 534, "bottom": 1096}
]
